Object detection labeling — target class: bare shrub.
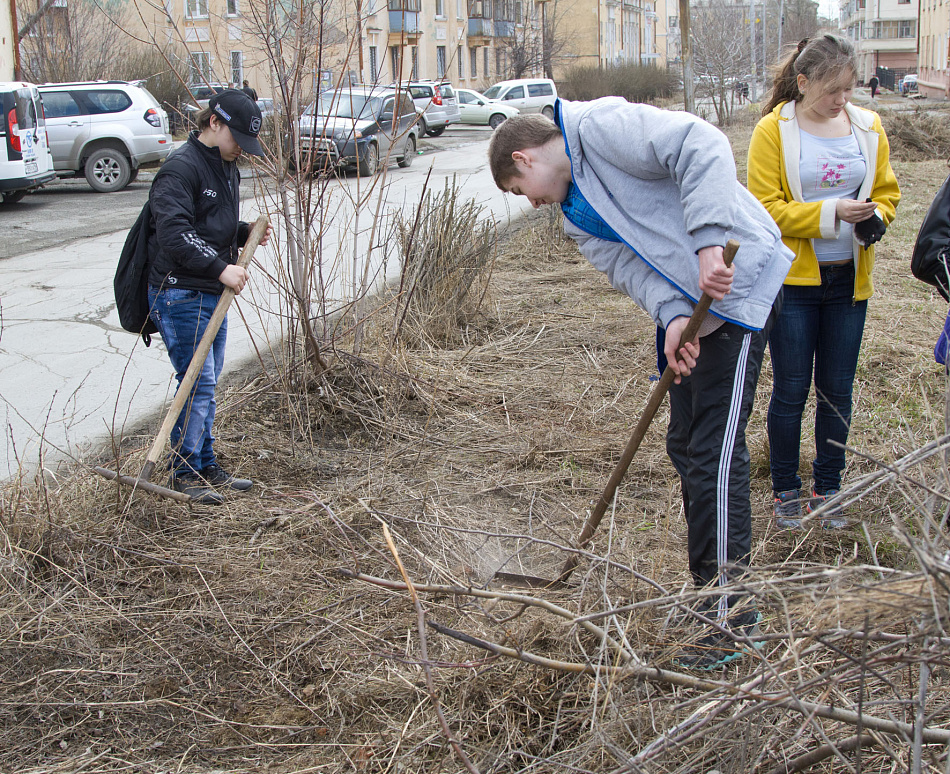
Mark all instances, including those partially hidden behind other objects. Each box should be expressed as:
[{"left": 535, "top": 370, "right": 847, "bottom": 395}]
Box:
[
  {"left": 881, "top": 106, "right": 950, "bottom": 163},
  {"left": 391, "top": 179, "right": 497, "bottom": 346},
  {"left": 558, "top": 63, "right": 679, "bottom": 104}
]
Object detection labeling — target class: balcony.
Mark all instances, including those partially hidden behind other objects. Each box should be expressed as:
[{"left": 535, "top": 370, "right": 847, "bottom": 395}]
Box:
[
  {"left": 389, "top": 10, "right": 421, "bottom": 32},
  {"left": 468, "top": 17, "right": 494, "bottom": 36},
  {"left": 494, "top": 19, "right": 515, "bottom": 36}
]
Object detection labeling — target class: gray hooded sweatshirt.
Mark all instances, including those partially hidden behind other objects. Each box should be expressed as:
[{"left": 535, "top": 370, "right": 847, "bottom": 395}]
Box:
[{"left": 557, "top": 97, "right": 793, "bottom": 331}]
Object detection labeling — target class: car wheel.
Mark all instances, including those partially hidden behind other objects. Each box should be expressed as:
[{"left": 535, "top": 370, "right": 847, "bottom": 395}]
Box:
[
  {"left": 489, "top": 113, "right": 508, "bottom": 130},
  {"left": 127, "top": 167, "right": 140, "bottom": 184},
  {"left": 398, "top": 135, "right": 416, "bottom": 168},
  {"left": 357, "top": 143, "right": 379, "bottom": 176},
  {"left": 1, "top": 190, "right": 27, "bottom": 204},
  {"left": 84, "top": 148, "right": 131, "bottom": 193},
  {"left": 426, "top": 126, "right": 445, "bottom": 137},
  {"left": 416, "top": 117, "right": 427, "bottom": 136},
  {"left": 542, "top": 106, "right": 555, "bottom": 120}
]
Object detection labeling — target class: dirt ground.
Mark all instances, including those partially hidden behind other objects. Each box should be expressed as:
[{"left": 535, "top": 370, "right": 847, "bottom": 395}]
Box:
[{"left": 2, "top": 111, "right": 950, "bottom": 773}]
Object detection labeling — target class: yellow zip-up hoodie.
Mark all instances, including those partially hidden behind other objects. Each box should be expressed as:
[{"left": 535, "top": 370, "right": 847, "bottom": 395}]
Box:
[{"left": 747, "top": 100, "right": 900, "bottom": 301}]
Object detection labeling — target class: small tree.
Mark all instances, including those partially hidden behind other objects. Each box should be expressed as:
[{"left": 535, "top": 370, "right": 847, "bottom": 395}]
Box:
[
  {"left": 17, "top": 0, "right": 132, "bottom": 82},
  {"left": 690, "top": 0, "right": 749, "bottom": 124},
  {"left": 494, "top": 0, "right": 575, "bottom": 81}
]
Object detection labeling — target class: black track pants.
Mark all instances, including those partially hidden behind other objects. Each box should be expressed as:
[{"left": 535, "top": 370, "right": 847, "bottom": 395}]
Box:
[{"left": 665, "top": 313, "right": 772, "bottom": 613}]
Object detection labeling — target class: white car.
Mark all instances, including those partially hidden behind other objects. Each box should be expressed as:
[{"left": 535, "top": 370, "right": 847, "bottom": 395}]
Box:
[
  {"left": 455, "top": 88, "right": 520, "bottom": 129},
  {"left": 38, "top": 80, "right": 172, "bottom": 192},
  {"left": 481, "top": 78, "right": 557, "bottom": 119}
]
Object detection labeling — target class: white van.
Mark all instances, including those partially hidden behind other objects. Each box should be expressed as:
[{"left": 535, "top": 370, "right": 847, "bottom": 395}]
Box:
[
  {"left": 0, "top": 82, "right": 56, "bottom": 204},
  {"left": 481, "top": 78, "right": 558, "bottom": 119}
]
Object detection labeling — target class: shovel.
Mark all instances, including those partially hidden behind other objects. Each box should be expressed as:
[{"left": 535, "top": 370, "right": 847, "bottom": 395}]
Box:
[
  {"left": 94, "top": 215, "right": 270, "bottom": 503},
  {"left": 494, "top": 239, "right": 740, "bottom": 588}
]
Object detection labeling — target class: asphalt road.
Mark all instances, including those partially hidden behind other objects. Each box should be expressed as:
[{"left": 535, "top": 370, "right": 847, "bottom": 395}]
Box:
[{"left": 0, "top": 126, "right": 487, "bottom": 261}]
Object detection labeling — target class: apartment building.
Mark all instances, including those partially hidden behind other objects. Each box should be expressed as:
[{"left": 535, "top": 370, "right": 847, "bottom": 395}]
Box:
[
  {"left": 840, "top": 0, "right": 918, "bottom": 86},
  {"left": 918, "top": 0, "right": 948, "bottom": 96},
  {"left": 120, "top": 0, "right": 668, "bottom": 102}
]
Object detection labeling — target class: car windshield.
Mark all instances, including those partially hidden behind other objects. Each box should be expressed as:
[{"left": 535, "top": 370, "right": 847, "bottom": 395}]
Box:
[
  {"left": 482, "top": 85, "right": 503, "bottom": 99},
  {"left": 309, "top": 93, "right": 381, "bottom": 119}
]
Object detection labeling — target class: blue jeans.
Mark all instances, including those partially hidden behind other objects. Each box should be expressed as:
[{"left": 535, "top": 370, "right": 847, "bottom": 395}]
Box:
[
  {"left": 767, "top": 263, "right": 867, "bottom": 494},
  {"left": 147, "top": 286, "right": 227, "bottom": 477}
]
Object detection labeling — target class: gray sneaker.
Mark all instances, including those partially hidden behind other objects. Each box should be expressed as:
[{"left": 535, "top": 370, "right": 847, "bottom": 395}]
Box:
[
  {"left": 773, "top": 489, "right": 802, "bottom": 529},
  {"left": 806, "top": 489, "right": 848, "bottom": 529}
]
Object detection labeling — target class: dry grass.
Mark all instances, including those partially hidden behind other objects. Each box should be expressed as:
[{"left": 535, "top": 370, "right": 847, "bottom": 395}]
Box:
[{"left": 2, "top": 122, "right": 950, "bottom": 774}]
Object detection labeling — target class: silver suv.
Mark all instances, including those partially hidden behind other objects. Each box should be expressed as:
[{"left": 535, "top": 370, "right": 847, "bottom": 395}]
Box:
[
  {"left": 401, "top": 81, "right": 460, "bottom": 137},
  {"left": 38, "top": 80, "right": 172, "bottom": 192}
]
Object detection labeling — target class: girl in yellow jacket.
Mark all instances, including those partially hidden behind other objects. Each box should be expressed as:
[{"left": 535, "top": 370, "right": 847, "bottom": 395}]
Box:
[{"left": 748, "top": 34, "right": 900, "bottom": 529}]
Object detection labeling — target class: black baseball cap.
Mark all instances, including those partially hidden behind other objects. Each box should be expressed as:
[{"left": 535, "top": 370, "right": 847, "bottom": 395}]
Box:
[{"left": 209, "top": 89, "right": 264, "bottom": 157}]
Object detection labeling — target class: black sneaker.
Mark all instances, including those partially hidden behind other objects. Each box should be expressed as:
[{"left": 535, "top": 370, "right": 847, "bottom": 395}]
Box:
[
  {"left": 171, "top": 472, "right": 225, "bottom": 505},
  {"left": 201, "top": 464, "right": 253, "bottom": 491},
  {"left": 673, "top": 609, "right": 763, "bottom": 672},
  {"left": 773, "top": 489, "right": 802, "bottom": 529}
]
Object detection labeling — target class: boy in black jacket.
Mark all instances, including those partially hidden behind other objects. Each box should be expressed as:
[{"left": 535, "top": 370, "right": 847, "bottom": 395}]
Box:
[{"left": 147, "top": 89, "right": 270, "bottom": 504}]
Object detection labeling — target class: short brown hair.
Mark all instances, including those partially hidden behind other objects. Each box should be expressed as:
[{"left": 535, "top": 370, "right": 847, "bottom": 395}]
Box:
[
  {"left": 194, "top": 106, "right": 215, "bottom": 131},
  {"left": 488, "top": 113, "right": 562, "bottom": 190}
]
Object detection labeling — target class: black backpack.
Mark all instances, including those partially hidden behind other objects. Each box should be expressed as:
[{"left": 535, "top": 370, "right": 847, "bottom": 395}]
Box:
[
  {"left": 114, "top": 199, "right": 159, "bottom": 346},
  {"left": 911, "top": 172, "right": 950, "bottom": 302}
]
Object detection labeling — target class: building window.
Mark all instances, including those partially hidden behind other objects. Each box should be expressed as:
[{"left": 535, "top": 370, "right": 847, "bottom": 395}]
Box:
[
  {"left": 230, "top": 50, "right": 243, "bottom": 85},
  {"left": 484, "top": 46, "right": 489, "bottom": 77},
  {"left": 898, "top": 19, "right": 916, "bottom": 37},
  {"left": 436, "top": 0, "right": 444, "bottom": 15},
  {"left": 227, "top": 0, "right": 239, "bottom": 14},
  {"left": 495, "top": 48, "right": 503, "bottom": 76},
  {"left": 412, "top": 46, "right": 419, "bottom": 79},
  {"left": 390, "top": 45, "right": 401, "bottom": 79},
  {"left": 189, "top": 52, "right": 211, "bottom": 83},
  {"left": 458, "top": 49, "right": 464, "bottom": 78},
  {"left": 470, "top": 46, "right": 477, "bottom": 77},
  {"left": 369, "top": 46, "right": 378, "bottom": 81},
  {"left": 668, "top": 15, "right": 677, "bottom": 27},
  {"left": 185, "top": 0, "right": 208, "bottom": 18},
  {"left": 437, "top": 46, "right": 446, "bottom": 77},
  {"left": 457, "top": 0, "right": 465, "bottom": 18}
]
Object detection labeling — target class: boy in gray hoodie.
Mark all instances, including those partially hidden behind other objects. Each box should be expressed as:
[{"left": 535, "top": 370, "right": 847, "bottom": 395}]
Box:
[{"left": 489, "top": 99, "right": 793, "bottom": 670}]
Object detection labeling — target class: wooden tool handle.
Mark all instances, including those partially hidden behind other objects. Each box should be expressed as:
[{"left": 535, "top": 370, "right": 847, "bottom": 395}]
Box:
[
  {"left": 140, "top": 215, "right": 270, "bottom": 481},
  {"left": 557, "top": 239, "right": 739, "bottom": 583}
]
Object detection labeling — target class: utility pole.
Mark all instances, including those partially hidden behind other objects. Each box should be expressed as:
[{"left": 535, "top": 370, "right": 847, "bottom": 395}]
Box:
[
  {"left": 749, "top": 0, "right": 756, "bottom": 100},
  {"left": 778, "top": 0, "right": 785, "bottom": 61},
  {"left": 679, "top": 0, "right": 694, "bottom": 113}
]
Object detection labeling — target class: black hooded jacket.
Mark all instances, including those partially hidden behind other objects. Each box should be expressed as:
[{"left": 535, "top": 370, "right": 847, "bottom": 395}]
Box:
[{"left": 147, "top": 132, "right": 250, "bottom": 294}]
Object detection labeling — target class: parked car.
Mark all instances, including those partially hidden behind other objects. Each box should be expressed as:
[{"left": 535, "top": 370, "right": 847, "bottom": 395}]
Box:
[
  {"left": 900, "top": 74, "right": 918, "bottom": 96},
  {"left": 481, "top": 78, "right": 557, "bottom": 119},
  {"left": 455, "top": 87, "right": 520, "bottom": 129},
  {"left": 297, "top": 85, "right": 419, "bottom": 176},
  {"left": 0, "top": 81, "right": 56, "bottom": 203},
  {"left": 38, "top": 80, "right": 172, "bottom": 192},
  {"left": 190, "top": 83, "right": 229, "bottom": 108},
  {"left": 256, "top": 97, "right": 276, "bottom": 118},
  {"left": 398, "top": 80, "right": 461, "bottom": 137}
]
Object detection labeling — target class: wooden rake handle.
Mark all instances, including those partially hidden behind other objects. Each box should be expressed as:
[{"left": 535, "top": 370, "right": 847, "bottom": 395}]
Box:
[
  {"left": 139, "top": 215, "right": 270, "bottom": 482},
  {"left": 557, "top": 239, "right": 740, "bottom": 584}
]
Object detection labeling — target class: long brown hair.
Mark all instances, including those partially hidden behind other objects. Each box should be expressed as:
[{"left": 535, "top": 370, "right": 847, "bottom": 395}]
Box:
[{"left": 762, "top": 34, "right": 857, "bottom": 117}]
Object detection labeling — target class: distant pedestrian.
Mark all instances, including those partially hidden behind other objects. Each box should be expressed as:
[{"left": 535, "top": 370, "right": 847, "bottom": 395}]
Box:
[
  {"left": 868, "top": 74, "right": 879, "bottom": 98},
  {"left": 242, "top": 79, "right": 258, "bottom": 102}
]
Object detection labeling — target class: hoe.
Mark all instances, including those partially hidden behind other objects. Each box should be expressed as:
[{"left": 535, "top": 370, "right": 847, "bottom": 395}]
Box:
[
  {"left": 94, "top": 215, "right": 270, "bottom": 503},
  {"left": 494, "top": 239, "right": 740, "bottom": 588}
]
